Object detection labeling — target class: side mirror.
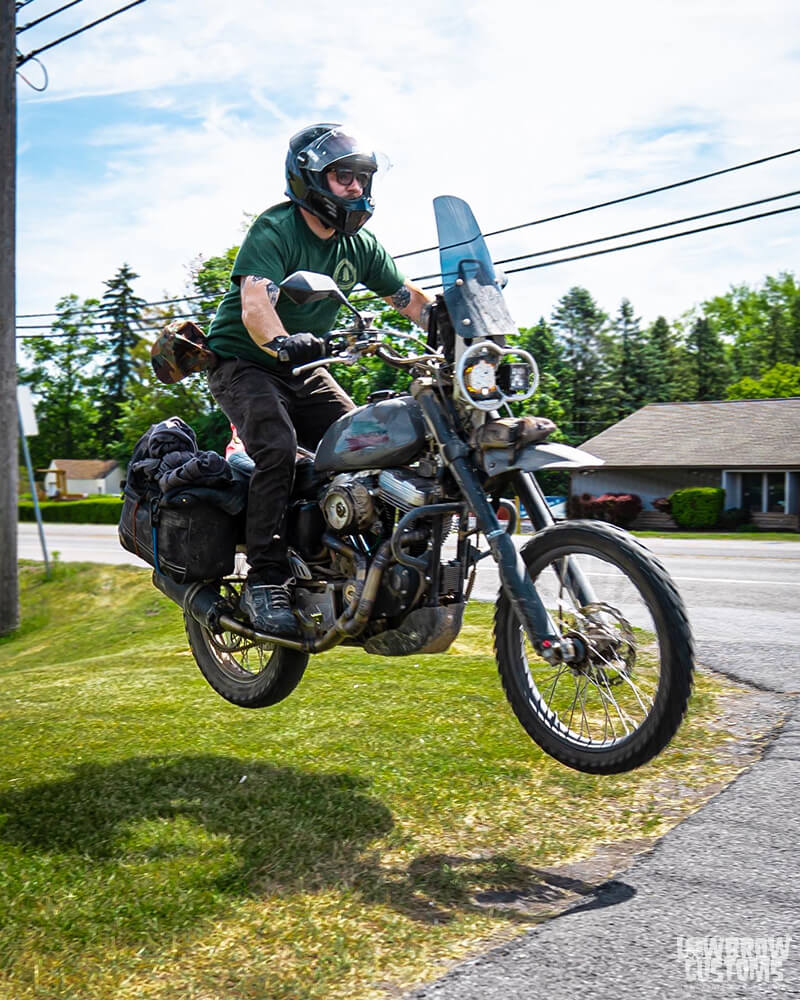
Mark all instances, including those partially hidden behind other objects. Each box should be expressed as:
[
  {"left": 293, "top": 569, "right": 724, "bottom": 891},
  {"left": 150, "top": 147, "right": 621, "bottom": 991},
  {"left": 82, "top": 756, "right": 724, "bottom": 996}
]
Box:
[{"left": 279, "top": 271, "right": 347, "bottom": 306}]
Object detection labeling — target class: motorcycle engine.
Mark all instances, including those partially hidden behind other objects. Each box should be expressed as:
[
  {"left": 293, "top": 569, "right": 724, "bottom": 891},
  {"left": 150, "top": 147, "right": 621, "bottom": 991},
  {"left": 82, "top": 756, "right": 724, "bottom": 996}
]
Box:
[
  {"left": 320, "top": 473, "right": 377, "bottom": 533},
  {"left": 320, "top": 468, "right": 443, "bottom": 534},
  {"left": 377, "top": 468, "right": 441, "bottom": 511}
]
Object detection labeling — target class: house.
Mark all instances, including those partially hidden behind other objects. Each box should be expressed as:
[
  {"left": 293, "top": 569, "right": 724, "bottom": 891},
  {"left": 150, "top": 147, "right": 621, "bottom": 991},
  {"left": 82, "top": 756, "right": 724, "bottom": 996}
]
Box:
[
  {"left": 571, "top": 398, "right": 800, "bottom": 531},
  {"left": 44, "top": 459, "right": 122, "bottom": 498}
]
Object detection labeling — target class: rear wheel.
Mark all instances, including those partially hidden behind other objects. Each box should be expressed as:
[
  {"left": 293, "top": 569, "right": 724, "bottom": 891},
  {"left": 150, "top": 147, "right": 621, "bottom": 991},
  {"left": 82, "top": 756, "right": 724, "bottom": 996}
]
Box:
[
  {"left": 494, "top": 521, "right": 694, "bottom": 774},
  {"left": 185, "top": 576, "right": 309, "bottom": 708}
]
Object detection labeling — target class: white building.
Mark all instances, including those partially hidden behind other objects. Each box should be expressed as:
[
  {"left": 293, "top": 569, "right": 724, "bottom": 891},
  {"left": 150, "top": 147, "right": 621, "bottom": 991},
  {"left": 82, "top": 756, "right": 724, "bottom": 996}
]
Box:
[
  {"left": 572, "top": 398, "right": 800, "bottom": 531},
  {"left": 44, "top": 459, "right": 122, "bottom": 497}
]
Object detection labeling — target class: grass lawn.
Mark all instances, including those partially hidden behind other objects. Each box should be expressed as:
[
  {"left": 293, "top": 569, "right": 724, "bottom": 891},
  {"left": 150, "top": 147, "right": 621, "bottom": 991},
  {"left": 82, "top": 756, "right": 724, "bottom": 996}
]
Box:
[
  {"left": 630, "top": 530, "right": 800, "bottom": 542},
  {"left": 0, "top": 562, "right": 763, "bottom": 999}
]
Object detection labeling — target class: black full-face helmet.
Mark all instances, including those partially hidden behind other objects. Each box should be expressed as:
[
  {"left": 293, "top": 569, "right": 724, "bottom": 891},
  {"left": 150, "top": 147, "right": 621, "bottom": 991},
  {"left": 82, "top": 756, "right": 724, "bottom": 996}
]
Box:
[{"left": 285, "top": 123, "right": 378, "bottom": 235}]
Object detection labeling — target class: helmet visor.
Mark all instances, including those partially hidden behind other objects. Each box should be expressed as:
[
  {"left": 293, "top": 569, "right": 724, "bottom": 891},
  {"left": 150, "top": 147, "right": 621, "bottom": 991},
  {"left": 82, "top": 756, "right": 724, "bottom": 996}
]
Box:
[{"left": 300, "top": 127, "right": 379, "bottom": 174}]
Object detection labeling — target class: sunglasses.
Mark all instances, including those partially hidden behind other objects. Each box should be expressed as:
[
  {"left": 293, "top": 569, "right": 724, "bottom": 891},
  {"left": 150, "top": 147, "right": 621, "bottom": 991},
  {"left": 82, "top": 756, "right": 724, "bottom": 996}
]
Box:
[{"left": 330, "top": 166, "right": 373, "bottom": 189}]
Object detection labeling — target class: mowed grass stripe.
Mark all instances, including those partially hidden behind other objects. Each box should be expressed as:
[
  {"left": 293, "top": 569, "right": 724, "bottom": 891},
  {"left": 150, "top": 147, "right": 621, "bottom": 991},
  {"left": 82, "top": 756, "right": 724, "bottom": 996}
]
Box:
[{"left": 0, "top": 561, "right": 752, "bottom": 999}]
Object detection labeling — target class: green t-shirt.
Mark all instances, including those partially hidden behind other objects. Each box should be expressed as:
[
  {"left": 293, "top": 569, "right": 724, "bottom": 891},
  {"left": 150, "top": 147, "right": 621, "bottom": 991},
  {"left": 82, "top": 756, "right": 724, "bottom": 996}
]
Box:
[{"left": 207, "top": 202, "right": 405, "bottom": 370}]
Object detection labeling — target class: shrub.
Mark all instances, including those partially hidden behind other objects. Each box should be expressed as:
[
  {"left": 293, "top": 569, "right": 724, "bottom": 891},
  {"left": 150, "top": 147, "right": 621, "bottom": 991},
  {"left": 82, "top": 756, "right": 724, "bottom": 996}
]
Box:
[
  {"left": 669, "top": 487, "right": 725, "bottom": 529},
  {"left": 652, "top": 496, "right": 672, "bottom": 514},
  {"left": 568, "top": 492, "right": 643, "bottom": 527},
  {"left": 718, "top": 506, "right": 751, "bottom": 530},
  {"left": 18, "top": 498, "right": 124, "bottom": 525}
]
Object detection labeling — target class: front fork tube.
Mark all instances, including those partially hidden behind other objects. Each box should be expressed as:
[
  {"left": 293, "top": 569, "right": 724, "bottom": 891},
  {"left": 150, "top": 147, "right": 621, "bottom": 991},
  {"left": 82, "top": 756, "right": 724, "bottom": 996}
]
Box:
[
  {"left": 513, "top": 470, "right": 599, "bottom": 608},
  {"left": 415, "top": 390, "right": 561, "bottom": 652}
]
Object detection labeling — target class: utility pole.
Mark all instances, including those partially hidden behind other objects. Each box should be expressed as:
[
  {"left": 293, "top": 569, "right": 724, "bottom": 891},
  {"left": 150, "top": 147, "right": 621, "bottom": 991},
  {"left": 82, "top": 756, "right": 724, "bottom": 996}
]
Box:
[{"left": 0, "top": 0, "right": 18, "bottom": 635}]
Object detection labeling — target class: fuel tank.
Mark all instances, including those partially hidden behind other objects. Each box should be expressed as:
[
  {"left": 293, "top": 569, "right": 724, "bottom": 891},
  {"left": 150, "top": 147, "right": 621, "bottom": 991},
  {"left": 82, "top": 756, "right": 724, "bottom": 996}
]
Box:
[{"left": 314, "top": 396, "right": 427, "bottom": 474}]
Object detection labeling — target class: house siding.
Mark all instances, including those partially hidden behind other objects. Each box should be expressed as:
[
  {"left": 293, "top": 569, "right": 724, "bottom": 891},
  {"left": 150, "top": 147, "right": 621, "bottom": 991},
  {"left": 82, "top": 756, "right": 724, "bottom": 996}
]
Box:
[{"left": 571, "top": 468, "right": 721, "bottom": 509}]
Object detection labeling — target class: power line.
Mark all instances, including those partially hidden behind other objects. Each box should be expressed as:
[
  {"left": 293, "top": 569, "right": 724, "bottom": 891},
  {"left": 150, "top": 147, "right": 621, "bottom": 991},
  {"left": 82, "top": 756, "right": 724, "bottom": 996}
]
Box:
[
  {"left": 407, "top": 188, "right": 800, "bottom": 284},
  {"left": 14, "top": 196, "right": 799, "bottom": 339},
  {"left": 393, "top": 145, "right": 800, "bottom": 260},
  {"left": 18, "top": 195, "right": 800, "bottom": 331},
  {"left": 502, "top": 201, "right": 800, "bottom": 275},
  {"left": 16, "top": 53, "right": 48, "bottom": 90},
  {"left": 17, "top": 0, "right": 147, "bottom": 67},
  {"left": 16, "top": 164, "right": 800, "bottom": 327},
  {"left": 16, "top": 311, "right": 197, "bottom": 331},
  {"left": 16, "top": 0, "right": 86, "bottom": 34},
  {"left": 16, "top": 321, "right": 174, "bottom": 340},
  {"left": 17, "top": 144, "right": 800, "bottom": 318},
  {"left": 17, "top": 293, "right": 207, "bottom": 319},
  {"left": 493, "top": 188, "right": 800, "bottom": 271}
]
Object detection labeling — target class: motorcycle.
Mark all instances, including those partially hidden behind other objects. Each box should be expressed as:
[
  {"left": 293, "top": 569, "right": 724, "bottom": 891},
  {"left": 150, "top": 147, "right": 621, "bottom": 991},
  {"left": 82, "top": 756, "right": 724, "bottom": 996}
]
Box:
[{"left": 147, "top": 195, "right": 694, "bottom": 775}]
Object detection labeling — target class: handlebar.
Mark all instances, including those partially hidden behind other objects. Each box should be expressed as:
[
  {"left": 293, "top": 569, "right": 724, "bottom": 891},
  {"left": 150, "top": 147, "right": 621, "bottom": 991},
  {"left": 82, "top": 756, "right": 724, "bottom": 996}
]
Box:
[{"left": 291, "top": 326, "right": 444, "bottom": 377}]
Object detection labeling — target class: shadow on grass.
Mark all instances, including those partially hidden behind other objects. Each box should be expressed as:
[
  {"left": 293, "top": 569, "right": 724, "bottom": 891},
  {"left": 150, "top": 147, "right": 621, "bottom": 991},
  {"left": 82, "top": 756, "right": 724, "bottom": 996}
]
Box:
[{"left": 0, "top": 755, "right": 632, "bottom": 954}]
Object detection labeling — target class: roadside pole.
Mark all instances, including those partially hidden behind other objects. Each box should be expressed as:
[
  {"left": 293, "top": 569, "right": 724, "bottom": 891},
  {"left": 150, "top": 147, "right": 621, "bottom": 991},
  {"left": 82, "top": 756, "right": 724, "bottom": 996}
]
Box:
[
  {"left": 17, "top": 386, "right": 50, "bottom": 577},
  {"left": 0, "top": 0, "right": 18, "bottom": 635}
]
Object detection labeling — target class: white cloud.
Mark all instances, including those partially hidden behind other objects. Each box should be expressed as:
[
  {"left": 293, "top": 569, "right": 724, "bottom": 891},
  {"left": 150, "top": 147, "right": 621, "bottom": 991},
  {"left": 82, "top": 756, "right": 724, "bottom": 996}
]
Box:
[{"left": 15, "top": 0, "right": 800, "bottom": 342}]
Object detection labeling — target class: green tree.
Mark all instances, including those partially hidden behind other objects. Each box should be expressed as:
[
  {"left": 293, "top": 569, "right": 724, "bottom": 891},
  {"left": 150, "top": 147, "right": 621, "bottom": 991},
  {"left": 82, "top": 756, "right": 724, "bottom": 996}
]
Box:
[
  {"left": 686, "top": 316, "right": 731, "bottom": 400},
  {"left": 97, "top": 264, "right": 147, "bottom": 448},
  {"left": 551, "top": 287, "right": 609, "bottom": 442},
  {"left": 607, "top": 298, "right": 652, "bottom": 417},
  {"left": 18, "top": 295, "right": 103, "bottom": 468},
  {"left": 727, "top": 361, "right": 800, "bottom": 400},
  {"left": 190, "top": 247, "right": 238, "bottom": 329},
  {"left": 702, "top": 271, "right": 800, "bottom": 380},
  {"left": 512, "top": 318, "right": 568, "bottom": 429},
  {"left": 113, "top": 340, "right": 228, "bottom": 463},
  {"left": 646, "top": 315, "right": 680, "bottom": 401}
]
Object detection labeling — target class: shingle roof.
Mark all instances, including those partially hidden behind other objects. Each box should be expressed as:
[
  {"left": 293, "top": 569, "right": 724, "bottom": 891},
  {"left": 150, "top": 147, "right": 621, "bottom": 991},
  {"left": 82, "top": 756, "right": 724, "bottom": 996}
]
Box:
[
  {"left": 579, "top": 398, "right": 800, "bottom": 469},
  {"left": 50, "top": 459, "right": 119, "bottom": 479}
]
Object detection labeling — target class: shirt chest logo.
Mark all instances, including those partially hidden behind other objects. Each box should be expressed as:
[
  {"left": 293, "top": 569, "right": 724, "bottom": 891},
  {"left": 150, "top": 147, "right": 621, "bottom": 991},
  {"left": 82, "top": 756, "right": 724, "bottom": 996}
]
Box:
[{"left": 333, "top": 258, "right": 357, "bottom": 291}]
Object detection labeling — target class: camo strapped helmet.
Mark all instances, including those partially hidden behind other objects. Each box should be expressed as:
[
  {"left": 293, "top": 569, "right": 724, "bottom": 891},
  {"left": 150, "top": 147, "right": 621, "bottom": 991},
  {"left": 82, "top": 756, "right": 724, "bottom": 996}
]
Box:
[
  {"left": 285, "top": 123, "right": 378, "bottom": 235},
  {"left": 150, "top": 320, "right": 217, "bottom": 385}
]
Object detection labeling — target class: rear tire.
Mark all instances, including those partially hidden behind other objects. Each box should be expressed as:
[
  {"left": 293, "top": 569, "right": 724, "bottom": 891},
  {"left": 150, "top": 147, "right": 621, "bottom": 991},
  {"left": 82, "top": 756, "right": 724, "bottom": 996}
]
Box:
[
  {"left": 494, "top": 521, "right": 694, "bottom": 774},
  {"left": 185, "top": 577, "right": 309, "bottom": 708}
]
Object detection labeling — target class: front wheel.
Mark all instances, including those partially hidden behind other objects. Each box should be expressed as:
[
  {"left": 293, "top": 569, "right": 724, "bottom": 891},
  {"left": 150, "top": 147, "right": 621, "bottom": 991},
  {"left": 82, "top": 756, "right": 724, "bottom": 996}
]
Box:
[
  {"left": 185, "top": 577, "right": 309, "bottom": 708},
  {"left": 494, "top": 521, "right": 694, "bottom": 774}
]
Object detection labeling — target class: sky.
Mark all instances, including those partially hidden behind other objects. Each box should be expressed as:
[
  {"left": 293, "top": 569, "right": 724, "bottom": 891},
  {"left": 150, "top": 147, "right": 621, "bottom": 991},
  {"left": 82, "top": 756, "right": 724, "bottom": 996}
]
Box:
[{"left": 14, "top": 0, "right": 800, "bottom": 349}]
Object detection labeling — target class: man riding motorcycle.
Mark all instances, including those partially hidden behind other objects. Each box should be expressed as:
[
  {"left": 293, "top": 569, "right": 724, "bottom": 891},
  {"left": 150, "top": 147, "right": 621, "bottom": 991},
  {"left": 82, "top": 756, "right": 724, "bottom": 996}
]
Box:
[{"left": 206, "top": 124, "right": 431, "bottom": 637}]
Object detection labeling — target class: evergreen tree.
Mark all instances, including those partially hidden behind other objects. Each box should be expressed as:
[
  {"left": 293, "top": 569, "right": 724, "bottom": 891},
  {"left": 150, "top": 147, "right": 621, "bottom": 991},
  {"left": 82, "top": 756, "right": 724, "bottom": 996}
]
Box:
[
  {"left": 551, "top": 287, "right": 609, "bottom": 442},
  {"left": 686, "top": 316, "right": 731, "bottom": 400},
  {"left": 608, "top": 298, "right": 652, "bottom": 417},
  {"left": 97, "top": 264, "right": 147, "bottom": 448},
  {"left": 18, "top": 295, "right": 103, "bottom": 468},
  {"left": 647, "top": 315, "right": 676, "bottom": 401},
  {"left": 512, "top": 318, "right": 567, "bottom": 430}
]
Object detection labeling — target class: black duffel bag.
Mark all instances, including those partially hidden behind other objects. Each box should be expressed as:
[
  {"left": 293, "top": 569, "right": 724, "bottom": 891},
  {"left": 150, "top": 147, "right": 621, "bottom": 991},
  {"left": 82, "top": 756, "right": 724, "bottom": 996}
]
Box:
[{"left": 118, "top": 484, "right": 245, "bottom": 583}]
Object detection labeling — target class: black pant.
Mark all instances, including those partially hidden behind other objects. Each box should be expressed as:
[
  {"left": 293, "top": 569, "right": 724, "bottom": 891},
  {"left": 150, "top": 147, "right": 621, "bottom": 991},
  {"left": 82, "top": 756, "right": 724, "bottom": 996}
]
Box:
[{"left": 208, "top": 358, "right": 354, "bottom": 584}]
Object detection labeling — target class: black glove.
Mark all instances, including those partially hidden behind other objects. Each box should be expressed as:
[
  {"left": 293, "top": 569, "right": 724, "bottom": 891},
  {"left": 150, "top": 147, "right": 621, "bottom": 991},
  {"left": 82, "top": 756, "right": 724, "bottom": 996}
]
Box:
[{"left": 275, "top": 332, "right": 326, "bottom": 366}]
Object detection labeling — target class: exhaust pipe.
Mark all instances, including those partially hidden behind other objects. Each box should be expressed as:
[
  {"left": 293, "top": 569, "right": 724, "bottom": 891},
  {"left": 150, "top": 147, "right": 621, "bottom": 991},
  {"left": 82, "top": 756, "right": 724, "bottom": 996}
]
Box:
[
  {"left": 151, "top": 571, "right": 229, "bottom": 630},
  {"left": 151, "top": 571, "right": 308, "bottom": 651}
]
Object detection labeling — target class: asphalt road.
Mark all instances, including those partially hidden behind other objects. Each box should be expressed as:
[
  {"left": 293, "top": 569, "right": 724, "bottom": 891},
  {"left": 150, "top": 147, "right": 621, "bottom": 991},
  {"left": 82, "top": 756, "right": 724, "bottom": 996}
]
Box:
[
  {"left": 18, "top": 522, "right": 800, "bottom": 690},
  {"left": 410, "top": 535, "right": 800, "bottom": 998},
  {"left": 16, "top": 523, "right": 800, "bottom": 996}
]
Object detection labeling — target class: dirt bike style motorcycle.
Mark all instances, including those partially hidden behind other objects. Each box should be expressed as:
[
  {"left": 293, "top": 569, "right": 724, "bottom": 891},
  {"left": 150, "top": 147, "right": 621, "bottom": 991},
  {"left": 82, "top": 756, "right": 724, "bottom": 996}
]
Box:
[{"left": 133, "top": 196, "right": 694, "bottom": 775}]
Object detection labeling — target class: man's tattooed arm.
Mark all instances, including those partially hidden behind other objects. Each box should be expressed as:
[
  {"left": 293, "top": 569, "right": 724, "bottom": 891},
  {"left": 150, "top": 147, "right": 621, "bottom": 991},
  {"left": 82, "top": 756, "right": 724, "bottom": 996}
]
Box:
[
  {"left": 240, "top": 274, "right": 289, "bottom": 351},
  {"left": 384, "top": 280, "right": 434, "bottom": 329},
  {"left": 390, "top": 285, "right": 412, "bottom": 310},
  {"left": 241, "top": 274, "right": 280, "bottom": 306}
]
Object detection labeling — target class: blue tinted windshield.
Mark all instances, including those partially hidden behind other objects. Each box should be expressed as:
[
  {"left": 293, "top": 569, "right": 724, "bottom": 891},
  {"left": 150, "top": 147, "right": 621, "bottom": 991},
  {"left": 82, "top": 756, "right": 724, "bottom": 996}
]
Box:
[{"left": 433, "top": 195, "right": 517, "bottom": 340}]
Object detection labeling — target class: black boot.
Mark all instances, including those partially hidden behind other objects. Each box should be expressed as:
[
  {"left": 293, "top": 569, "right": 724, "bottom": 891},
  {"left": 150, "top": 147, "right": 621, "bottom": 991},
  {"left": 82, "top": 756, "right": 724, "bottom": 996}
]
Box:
[{"left": 239, "top": 581, "right": 299, "bottom": 638}]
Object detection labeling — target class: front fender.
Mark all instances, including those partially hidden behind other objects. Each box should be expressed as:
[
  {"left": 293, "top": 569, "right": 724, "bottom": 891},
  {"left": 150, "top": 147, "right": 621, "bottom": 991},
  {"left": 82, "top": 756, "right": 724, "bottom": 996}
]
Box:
[{"left": 482, "top": 441, "right": 603, "bottom": 479}]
